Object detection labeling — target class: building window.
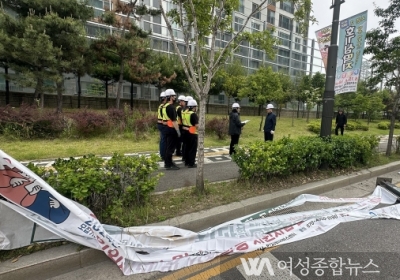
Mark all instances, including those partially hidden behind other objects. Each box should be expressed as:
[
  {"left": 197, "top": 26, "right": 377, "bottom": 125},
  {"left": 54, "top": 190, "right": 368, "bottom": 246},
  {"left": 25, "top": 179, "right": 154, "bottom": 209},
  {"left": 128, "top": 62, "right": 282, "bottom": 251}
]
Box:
[
  {"left": 295, "top": 37, "right": 301, "bottom": 50},
  {"left": 278, "top": 48, "right": 290, "bottom": 66},
  {"left": 278, "top": 32, "right": 290, "bottom": 48},
  {"left": 252, "top": 3, "right": 261, "bottom": 19},
  {"left": 152, "top": 14, "right": 162, "bottom": 34},
  {"left": 237, "top": 0, "right": 245, "bottom": 13},
  {"left": 252, "top": 49, "right": 263, "bottom": 59},
  {"left": 280, "top": 1, "right": 294, "bottom": 14},
  {"left": 279, "top": 14, "right": 292, "bottom": 31},
  {"left": 251, "top": 22, "right": 260, "bottom": 33},
  {"left": 250, "top": 60, "right": 260, "bottom": 69},
  {"left": 295, "top": 23, "right": 300, "bottom": 34},
  {"left": 234, "top": 16, "right": 244, "bottom": 32},
  {"left": 267, "top": 9, "right": 275, "bottom": 25}
]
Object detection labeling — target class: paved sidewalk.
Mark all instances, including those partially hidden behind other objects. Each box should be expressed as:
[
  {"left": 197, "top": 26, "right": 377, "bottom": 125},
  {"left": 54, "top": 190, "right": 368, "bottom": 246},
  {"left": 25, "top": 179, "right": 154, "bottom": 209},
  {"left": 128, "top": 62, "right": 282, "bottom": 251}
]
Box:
[
  {"left": 1, "top": 160, "right": 400, "bottom": 280},
  {"left": 21, "top": 146, "right": 232, "bottom": 168}
]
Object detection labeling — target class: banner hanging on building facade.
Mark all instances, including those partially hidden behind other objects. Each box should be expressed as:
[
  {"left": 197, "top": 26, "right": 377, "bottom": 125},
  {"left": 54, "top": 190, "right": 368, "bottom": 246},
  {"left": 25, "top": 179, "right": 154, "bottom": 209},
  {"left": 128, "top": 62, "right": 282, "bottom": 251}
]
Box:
[{"left": 335, "top": 10, "right": 368, "bottom": 94}]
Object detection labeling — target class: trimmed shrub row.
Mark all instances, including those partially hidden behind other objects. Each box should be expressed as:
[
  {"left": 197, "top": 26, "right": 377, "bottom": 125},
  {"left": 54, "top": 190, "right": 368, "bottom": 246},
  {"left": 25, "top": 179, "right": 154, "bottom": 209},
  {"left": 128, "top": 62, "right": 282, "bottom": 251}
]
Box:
[
  {"left": 233, "top": 135, "right": 379, "bottom": 181},
  {"left": 28, "top": 153, "right": 162, "bottom": 226},
  {"left": 307, "top": 121, "right": 369, "bottom": 134}
]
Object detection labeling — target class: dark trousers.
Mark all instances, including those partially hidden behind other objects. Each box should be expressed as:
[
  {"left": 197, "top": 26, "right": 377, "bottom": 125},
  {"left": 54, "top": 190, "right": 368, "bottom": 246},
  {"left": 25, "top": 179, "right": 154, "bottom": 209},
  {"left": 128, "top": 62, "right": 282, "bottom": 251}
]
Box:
[
  {"left": 157, "top": 123, "right": 166, "bottom": 159},
  {"left": 185, "top": 133, "right": 198, "bottom": 166},
  {"left": 264, "top": 131, "right": 274, "bottom": 141},
  {"left": 335, "top": 125, "right": 344, "bottom": 135},
  {"left": 165, "top": 132, "right": 178, "bottom": 167},
  {"left": 175, "top": 125, "right": 184, "bottom": 155},
  {"left": 229, "top": 134, "right": 240, "bottom": 155},
  {"left": 182, "top": 130, "right": 188, "bottom": 160}
]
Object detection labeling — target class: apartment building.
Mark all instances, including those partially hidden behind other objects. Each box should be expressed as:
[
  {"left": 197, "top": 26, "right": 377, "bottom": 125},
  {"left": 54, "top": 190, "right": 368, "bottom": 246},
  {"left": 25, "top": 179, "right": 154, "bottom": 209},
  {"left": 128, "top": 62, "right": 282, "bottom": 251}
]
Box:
[{"left": 1, "top": 0, "right": 324, "bottom": 106}]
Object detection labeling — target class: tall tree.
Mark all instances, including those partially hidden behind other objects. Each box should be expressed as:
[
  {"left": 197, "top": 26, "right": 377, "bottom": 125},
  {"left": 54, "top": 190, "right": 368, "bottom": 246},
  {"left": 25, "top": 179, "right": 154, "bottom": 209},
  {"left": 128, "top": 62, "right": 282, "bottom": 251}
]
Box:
[
  {"left": 220, "top": 59, "right": 247, "bottom": 114},
  {"left": 275, "top": 71, "right": 293, "bottom": 119},
  {"left": 160, "top": 0, "right": 313, "bottom": 193},
  {"left": 364, "top": 0, "right": 400, "bottom": 156},
  {"left": 1, "top": 0, "right": 93, "bottom": 112},
  {"left": 311, "top": 72, "right": 325, "bottom": 118},
  {"left": 239, "top": 66, "right": 282, "bottom": 132},
  {"left": 93, "top": 0, "right": 159, "bottom": 109}
]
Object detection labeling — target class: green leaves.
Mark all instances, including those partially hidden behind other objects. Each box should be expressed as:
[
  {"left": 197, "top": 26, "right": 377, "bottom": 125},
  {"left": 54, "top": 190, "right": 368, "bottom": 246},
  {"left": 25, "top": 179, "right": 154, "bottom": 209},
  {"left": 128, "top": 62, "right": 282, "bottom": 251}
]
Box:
[
  {"left": 28, "top": 153, "right": 162, "bottom": 225},
  {"left": 239, "top": 66, "right": 282, "bottom": 105},
  {"left": 233, "top": 135, "right": 379, "bottom": 182}
]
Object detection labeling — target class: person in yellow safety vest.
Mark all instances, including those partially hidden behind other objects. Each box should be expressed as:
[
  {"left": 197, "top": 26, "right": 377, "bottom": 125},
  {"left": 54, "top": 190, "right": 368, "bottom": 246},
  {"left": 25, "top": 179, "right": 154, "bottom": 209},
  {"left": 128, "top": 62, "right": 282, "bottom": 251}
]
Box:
[
  {"left": 163, "top": 89, "right": 181, "bottom": 170},
  {"left": 175, "top": 95, "right": 186, "bottom": 157},
  {"left": 182, "top": 99, "right": 199, "bottom": 168},
  {"left": 157, "top": 91, "right": 167, "bottom": 161},
  {"left": 181, "top": 96, "right": 192, "bottom": 162}
]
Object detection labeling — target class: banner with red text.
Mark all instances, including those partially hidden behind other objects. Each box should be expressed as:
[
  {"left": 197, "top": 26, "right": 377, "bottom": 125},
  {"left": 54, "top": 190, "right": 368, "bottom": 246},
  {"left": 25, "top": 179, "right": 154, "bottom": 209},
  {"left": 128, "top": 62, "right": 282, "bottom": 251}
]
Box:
[{"left": 1, "top": 150, "right": 400, "bottom": 275}]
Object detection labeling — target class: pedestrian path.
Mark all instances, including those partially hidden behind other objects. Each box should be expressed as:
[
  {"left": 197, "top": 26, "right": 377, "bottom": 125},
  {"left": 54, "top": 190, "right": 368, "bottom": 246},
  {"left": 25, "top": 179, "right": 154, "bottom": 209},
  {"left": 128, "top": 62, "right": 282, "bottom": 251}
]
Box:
[{"left": 21, "top": 146, "right": 232, "bottom": 168}]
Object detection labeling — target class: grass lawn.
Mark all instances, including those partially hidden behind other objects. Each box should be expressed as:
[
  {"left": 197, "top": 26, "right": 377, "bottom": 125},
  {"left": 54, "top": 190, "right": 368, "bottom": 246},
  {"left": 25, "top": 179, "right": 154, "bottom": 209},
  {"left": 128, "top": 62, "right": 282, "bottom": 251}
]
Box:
[{"left": 1, "top": 114, "right": 398, "bottom": 161}]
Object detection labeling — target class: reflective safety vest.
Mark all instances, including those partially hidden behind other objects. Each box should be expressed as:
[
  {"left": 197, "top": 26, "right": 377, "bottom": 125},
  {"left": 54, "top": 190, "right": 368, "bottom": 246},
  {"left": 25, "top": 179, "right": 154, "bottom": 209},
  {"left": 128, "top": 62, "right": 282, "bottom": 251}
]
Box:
[
  {"left": 181, "top": 108, "right": 190, "bottom": 128},
  {"left": 157, "top": 103, "right": 164, "bottom": 123},
  {"left": 183, "top": 110, "right": 197, "bottom": 134},
  {"left": 162, "top": 103, "right": 174, "bottom": 128}
]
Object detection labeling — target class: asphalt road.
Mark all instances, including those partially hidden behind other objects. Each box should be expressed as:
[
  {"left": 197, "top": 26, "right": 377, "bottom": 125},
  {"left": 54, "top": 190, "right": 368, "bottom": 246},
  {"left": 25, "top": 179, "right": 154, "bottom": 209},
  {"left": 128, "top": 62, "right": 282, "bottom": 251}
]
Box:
[{"left": 155, "top": 158, "right": 239, "bottom": 192}]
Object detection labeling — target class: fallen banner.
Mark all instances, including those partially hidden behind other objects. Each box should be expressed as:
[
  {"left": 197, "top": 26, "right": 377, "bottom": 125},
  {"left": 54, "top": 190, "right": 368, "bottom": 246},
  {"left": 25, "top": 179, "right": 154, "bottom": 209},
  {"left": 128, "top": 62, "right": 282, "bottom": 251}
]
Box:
[{"left": 1, "top": 150, "right": 400, "bottom": 275}]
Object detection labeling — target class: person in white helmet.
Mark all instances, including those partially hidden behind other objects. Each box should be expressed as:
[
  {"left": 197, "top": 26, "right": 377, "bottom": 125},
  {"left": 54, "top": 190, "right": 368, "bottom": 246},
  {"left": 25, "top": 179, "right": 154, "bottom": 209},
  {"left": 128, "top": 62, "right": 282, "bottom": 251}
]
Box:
[
  {"left": 157, "top": 91, "right": 167, "bottom": 160},
  {"left": 163, "top": 89, "right": 180, "bottom": 170},
  {"left": 263, "top": 103, "right": 276, "bottom": 141},
  {"left": 228, "top": 103, "right": 245, "bottom": 155},
  {"left": 175, "top": 95, "right": 186, "bottom": 157},
  {"left": 183, "top": 99, "right": 199, "bottom": 167}
]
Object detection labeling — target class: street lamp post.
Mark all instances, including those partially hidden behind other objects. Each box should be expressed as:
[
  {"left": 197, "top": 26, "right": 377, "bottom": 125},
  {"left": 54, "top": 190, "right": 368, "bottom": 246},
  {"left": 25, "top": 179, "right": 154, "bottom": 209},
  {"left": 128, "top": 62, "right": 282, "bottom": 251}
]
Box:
[{"left": 320, "top": 0, "right": 345, "bottom": 137}]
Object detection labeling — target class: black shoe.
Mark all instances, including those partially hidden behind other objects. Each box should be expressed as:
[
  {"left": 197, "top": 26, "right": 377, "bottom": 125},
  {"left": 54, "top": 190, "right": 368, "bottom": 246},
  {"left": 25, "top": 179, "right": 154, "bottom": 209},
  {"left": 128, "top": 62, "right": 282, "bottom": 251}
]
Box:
[
  {"left": 187, "top": 164, "right": 197, "bottom": 168},
  {"left": 166, "top": 164, "right": 180, "bottom": 170}
]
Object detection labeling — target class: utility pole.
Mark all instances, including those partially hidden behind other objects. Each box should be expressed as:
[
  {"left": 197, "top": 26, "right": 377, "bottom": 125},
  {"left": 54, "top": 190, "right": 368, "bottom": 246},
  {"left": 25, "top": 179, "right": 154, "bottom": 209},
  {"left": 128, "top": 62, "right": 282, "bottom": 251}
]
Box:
[{"left": 320, "top": 0, "right": 345, "bottom": 137}]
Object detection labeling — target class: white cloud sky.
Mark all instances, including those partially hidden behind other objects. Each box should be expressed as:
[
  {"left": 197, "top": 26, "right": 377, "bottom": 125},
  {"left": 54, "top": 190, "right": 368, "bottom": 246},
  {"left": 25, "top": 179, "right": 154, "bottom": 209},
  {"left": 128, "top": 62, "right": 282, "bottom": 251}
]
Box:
[{"left": 308, "top": 0, "right": 399, "bottom": 36}]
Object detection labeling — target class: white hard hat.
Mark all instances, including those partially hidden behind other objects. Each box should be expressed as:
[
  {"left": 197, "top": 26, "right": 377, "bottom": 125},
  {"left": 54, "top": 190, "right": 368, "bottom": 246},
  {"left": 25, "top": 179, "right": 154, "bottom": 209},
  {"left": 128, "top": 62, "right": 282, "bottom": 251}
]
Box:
[
  {"left": 185, "top": 96, "right": 193, "bottom": 102},
  {"left": 266, "top": 104, "right": 274, "bottom": 109},
  {"left": 232, "top": 102, "right": 240, "bottom": 108},
  {"left": 178, "top": 95, "right": 186, "bottom": 101},
  {"left": 188, "top": 100, "right": 198, "bottom": 107},
  {"left": 160, "top": 91, "right": 166, "bottom": 98},
  {"left": 165, "top": 89, "right": 176, "bottom": 96}
]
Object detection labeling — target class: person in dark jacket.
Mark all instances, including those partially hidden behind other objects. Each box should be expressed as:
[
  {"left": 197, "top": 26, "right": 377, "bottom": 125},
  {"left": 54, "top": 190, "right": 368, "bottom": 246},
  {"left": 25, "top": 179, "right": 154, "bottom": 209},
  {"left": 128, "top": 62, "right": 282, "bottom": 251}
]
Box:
[
  {"left": 228, "top": 103, "right": 245, "bottom": 155},
  {"left": 263, "top": 104, "right": 276, "bottom": 141},
  {"left": 335, "top": 109, "right": 347, "bottom": 135}
]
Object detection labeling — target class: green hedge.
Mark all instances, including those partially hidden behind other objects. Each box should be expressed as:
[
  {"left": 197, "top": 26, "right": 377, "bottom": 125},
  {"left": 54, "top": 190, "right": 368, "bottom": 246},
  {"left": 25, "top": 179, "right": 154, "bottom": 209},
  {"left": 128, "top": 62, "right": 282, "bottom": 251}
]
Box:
[
  {"left": 28, "top": 153, "right": 162, "bottom": 225},
  {"left": 377, "top": 122, "right": 400, "bottom": 130},
  {"left": 233, "top": 135, "right": 379, "bottom": 181},
  {"left": 307, "top": 121, "right": 369, "bottom": 134}
]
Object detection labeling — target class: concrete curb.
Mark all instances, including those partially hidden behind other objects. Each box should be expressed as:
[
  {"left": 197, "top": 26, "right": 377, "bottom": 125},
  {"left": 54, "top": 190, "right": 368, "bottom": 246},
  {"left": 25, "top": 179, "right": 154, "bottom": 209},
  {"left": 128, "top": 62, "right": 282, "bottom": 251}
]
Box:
[{"left": 2, "top": 161, "right": 400, "bottom": 280}]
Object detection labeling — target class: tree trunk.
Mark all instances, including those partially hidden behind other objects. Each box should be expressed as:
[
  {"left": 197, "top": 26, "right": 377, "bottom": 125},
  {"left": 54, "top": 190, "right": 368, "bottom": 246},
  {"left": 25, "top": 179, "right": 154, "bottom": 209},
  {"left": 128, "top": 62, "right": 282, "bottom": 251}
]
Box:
[
  {"left": 386, "top": 95, "right": 400, "bottom": 156},
  {"left": 196, "top": 95, "right": 206, "bottom": 194},
  {"left": 297, "top": 101, "right": 300, "bottom": 118},
  {"left": 116, "top": 61, "right": 124, "bottom": 109},
  {"left": 105, "top": 80, "right": 109, "bottom": 109},
  {"left": 4, "top": 66, "right": 10, "bottom": 105},
  {"left": 34, "top": 77, "right": 43, "bottom": 105},
  {"left": 259, "top": 115, "right": 264, "bottom": 132},
  {"left": 40, "top": 91, "right": 44, "bottom": 108},
  {"left": 206, "top": 94, "right": 210, "bottom": 114},
  {"left": 258, "top": 104, "right": 262, "bottom": 116},
  {"left": 77, "top": 75, "right": 82, "bottom": 109},
  {"left": 306, "top": 109, "right": 310, "bottom": 123},
  {"left": 316, "top": 104, "right": 320, "bottom": 119},
  {"left": 130, "top": 81, "right": 134, "bottom": 110},
  {"left": 56, "top": 80, "right": 63, "bottom": 113}
]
